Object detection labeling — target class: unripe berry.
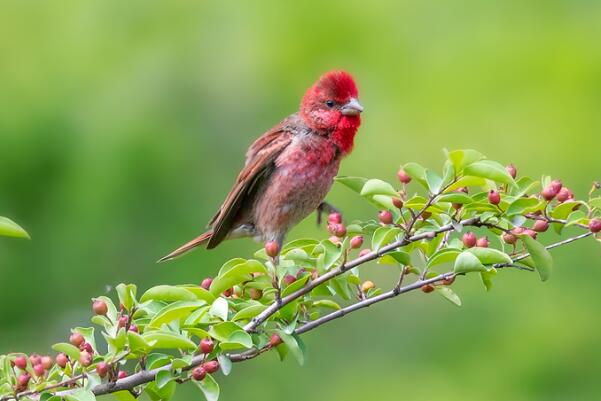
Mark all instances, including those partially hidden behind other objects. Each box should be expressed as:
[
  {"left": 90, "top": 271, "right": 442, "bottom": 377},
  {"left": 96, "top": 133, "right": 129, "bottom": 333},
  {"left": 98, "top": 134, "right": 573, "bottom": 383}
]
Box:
[
  {"left": 200, "top": 277, "right": 213, "bottom": 290},
  {"left": 442, "top": 276, "right": 456, "bottom": 286},
  {"left": 511, "top": 227, "right": 525, "bottom": 235},
  {"left": 203, "top": 360, "right": 219, "bottom": 374},
  {"left": 556, "top": 187, "right": 573, "bottom": 202},
  {"left": 462, "top": 232, "right": 477, "bottom": 248},
  {"left": 70, "top": 332, "right": 84, "bottom": 347},
  {"left": 476, "top": 236, "right": 489, "bottom": 248},
  {"left": 117, "top": 370, "right": 128, "bottom": 379},
  {"left": 192, "top": 366, "right": 206, "bottom": 381},
  {"left": 541, "top": 186, "right": 557, "bottom": 201},
  {"left": 56, "top": 353, "right": 68, "bottom": 368},
  {"left": 79, "top": 351, "right": 92, "bottom": 367},
  {"left": 249, "top": 288, "right": 262, "bottom": 300},
  {"left": 329, "top": 236, "right": 342, "bottom": 246},
  {"left": 533, "top": 220, "right": 549, "bottom": 232},
  {"left": 96, "top": 362, "right": 109, "bottom": 378},
  {"left": 33, "top": 364, "right": 45, "bottom": 377},
  {"left": 457, "top": 187, "right": 469, "bottom": 193},
  {"left": 350, "top": 235, "right": 364, "bottom": 249},
  {"left": 265, "top": 240, "right": 280, "bottom": 258},
  {"left": 488, "top": 190, "right": 501, "bottom": 205},
  {"left": 223, "top": 288, "right": 233, "bottom": 297},
  {"left": 93, "top": 300, "right": 108, "bottom": 316},
  {"left": 506, "top": 164, "right": 517, "bottom": 179},
  {"left": 502, "top": 232, "right": 517, "bottom": 245},
  {"left": 310, "top": 270, "right": 319, "bottom": 280},
  {"left": 589, "top": 218, "right": 601, "bottom": 233},
  {"left": 118, "top": 316, "right": 129, "bottom": 328},
  {"left": 361, "top": 280, "right": 375, "bottom": 292},
  {"left": 327, "top": 212, "right": 342, "bottom": 224},
  {"left": 392, "top": 197, "right": 403, "bottom": 209},
  {"left": 128, "top": 324, "right": 139, "bottom": 333},
  {"left": 398, "top": 169, "right": 412, "bottom": 184},
  {"left": 283, "top": 274, "right": 296, "bottom": 286},
  {"left": 421, "top": 211, "right": 432, "bottom": 220},
  {"left": 378, "top": 210, "right": 393, "bottom": 225},
  {"left": 14, "top": 356, "right": 27, "bottom": 370},
  {"left": 452, "top": 203, "right": 462, "bottom": 211},
  {"left": 41, "top": 356, "right": 53, "bottom": 370},
  {"left": 550, "top": 179, "right": 563, "bottom": 193},
  {"left": 358, "top": 248, "right": 371, "bottom": 258},
  {"left": 269, "top": 333, "right": 282, "bottom": 347},
  {"left": 421, "top": 284, "right": 435, "bottom": 293},
  {"left": 524, "top": 229, "right": 538, "bottom": 239},
  {"left": 199, "top": 338, "right": 214, "bottom": 354},
  {"left": 29, "top": 354, "right": 41, "bottom": 366},
  {"left": 17, "top": 373, "right": 30, "bottom": 388}
]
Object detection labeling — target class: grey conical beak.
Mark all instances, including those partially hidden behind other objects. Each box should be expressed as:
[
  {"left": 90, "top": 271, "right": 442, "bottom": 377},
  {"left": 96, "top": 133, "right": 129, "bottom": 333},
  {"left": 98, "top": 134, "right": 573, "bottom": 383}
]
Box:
[{"left": 341, "top": 98, "right": 363, "bottom": 116}]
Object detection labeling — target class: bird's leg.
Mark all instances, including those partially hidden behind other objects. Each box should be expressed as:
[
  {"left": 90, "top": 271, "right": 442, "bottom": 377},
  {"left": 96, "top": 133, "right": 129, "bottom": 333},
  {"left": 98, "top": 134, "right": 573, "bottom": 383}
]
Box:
[{"left": 317, "top": 202, "right": 342, "bottom": 225}]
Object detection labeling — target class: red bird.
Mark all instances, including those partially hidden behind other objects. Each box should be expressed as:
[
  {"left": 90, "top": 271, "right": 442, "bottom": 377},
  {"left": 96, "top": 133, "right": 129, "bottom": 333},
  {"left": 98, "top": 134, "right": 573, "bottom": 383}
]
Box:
[{"left": 159, "top": 70, "right": 363, "bottom": 262}]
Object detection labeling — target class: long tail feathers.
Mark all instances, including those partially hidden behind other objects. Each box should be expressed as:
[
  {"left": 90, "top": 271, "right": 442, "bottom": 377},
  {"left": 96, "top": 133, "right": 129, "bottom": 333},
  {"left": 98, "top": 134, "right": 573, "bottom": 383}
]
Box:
[{"left": 157, "top": 231, "right": 213, "bottom": 263}]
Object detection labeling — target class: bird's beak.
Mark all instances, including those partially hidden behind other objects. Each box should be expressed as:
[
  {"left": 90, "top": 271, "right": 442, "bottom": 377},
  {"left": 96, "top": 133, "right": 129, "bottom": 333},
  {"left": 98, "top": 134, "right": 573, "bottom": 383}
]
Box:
[{"left": 341, "top": 98, "right": 364, "bottom": 116}]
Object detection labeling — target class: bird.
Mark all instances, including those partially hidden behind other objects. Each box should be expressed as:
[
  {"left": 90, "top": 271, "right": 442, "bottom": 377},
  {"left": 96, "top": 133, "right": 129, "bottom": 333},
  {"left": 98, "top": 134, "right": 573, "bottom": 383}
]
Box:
[{"left": 159, "top": 70, "right": 363, "bottom": 262}]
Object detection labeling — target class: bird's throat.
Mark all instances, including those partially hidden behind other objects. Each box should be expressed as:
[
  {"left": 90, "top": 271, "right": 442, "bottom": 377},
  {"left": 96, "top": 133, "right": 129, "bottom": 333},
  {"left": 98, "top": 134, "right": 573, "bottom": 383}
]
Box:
[{"left": 330, "top": 115, "right": 360, "bottom": 155}]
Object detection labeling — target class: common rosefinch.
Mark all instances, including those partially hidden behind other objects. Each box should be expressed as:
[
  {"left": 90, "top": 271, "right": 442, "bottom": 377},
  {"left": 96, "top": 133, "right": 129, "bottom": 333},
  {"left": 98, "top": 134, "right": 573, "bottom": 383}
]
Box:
[{"left": 159, "top": 70, "right": 363, "bottom": 262}]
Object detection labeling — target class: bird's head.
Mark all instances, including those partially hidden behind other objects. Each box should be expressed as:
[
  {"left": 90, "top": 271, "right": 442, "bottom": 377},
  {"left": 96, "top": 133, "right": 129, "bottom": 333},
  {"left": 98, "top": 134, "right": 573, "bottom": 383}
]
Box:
[{"left": 300, "top": 70, "right": 363, "bottom": 133}]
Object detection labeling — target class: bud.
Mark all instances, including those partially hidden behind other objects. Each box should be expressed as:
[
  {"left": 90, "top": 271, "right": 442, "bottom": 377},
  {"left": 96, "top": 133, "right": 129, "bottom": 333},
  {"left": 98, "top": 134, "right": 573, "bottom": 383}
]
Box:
[
  {"left": 358, "top": 248, "right": 371, "bottom": 258},
  {"left": 117, "top": 316, "right": 128, "bottom": 329},
  {"left": 41, "top": 356, "right": 53, "bottom": 370},
  {"left": 502, "top": 232, "right": 517, "bottom": 245},
  {"left": 128, "top": 324, "right": 139, "bottom": 333},
  {"left": 249, "top": 288, "right": 262, "bottom": 300},
  {"left": 476, "top": 236, "right": 489, "bottom": 248},
  {"left": 264, "top": 240, "right": 280, "bottom": 258},
  {"left": 199, "top": 338, "right": 214, "bottom": 354},
  {"left": 283, "top": 274, "right": 296, "bottom": 286},
  {"left": 269, "top": 333, "right": 282, "bottom": 347},
  {"left": 421, "top": 284, "right": 435, "bottom": 293},
  {"left": 589, "top": 218, "right": 601, "bottom": 233},
  {"left": 192, "top": 366, "right": 206, "bottom": 381},
  {"left": 550, "top": 179, "right": 563, "bottom": 193},
  {"left": 487, "top": 190, "right": 501, "bottom": 205},
  {"left": 200, "top": 277, "right": 213, "bottom": 290},
  {"left": 442, "top": 276, "right": 456, "bottom": 286},
  {"left": 79, "top": 351, "right": 92, "bottom": 367},
  {"left": 361, "top": 280, "right": 375, "bottom": 292},
  {"left": 533, "top": 220, "right": 549, "bottom": 232},
  {"left": 14, "top": 356, "right": 27, "bottom": 370},
  {"left": 118, "top": 370, "right": 128, "bottom": 379},
  {"left": 457, "top": 187, "right": 469, "bottom": 193},
  {"left": 524, "top": 229, "right": 538, "bottom": 239},
  {"left": 327, "top": 212, "right": 342, "bottom": 225},
  {"left": 96, "top": 362, "right": 109, "bottom": 378},
  {"left": 56, "top": 353, "right": 69, "bottom": 368},
  {"left": 506, "top": 164, "right": 517, "bottom": 179},
  {"left": 397, "top": 169, "right": 412, "bottom": 184},
  {"left": 392, "top": 197, "right": 403, "bottom": 209},
  {"left": 17, "top": 373, "right": 30, "bottom": 388},
  {"left": 93, "top": 300, "right": 108, "bottom": 316},
  {"left": 556, "top": 187, "right": 573, "bottom": 202},
  {"left": 511, "top": 227, "right": 525, "bottom": 235},
  {"left": 462, "top": 232, "right": 477, "bottom": 248},
  {"left": 541, "top": 186, "right": 557, "bottom": 201},
  {"left": 203, "top": 360, "right": 220, "bottom": 374},
  {"left": 378, "top": 210, "right": 393, "bottom": 225},
  {"left": 329, "top": 236, "right": 342, "bottom": 246},
  {"left": 350, "top": 235, "right": 364, "bottom": 249},
  {"left": 223, "top": 288, "right": 233, "bottom": 297},
  {"left": 332, "top": 223, "right": 347, "bottom": 237},
  {"left": 421, "top": 211, "right": 432, "bottom": 220}
]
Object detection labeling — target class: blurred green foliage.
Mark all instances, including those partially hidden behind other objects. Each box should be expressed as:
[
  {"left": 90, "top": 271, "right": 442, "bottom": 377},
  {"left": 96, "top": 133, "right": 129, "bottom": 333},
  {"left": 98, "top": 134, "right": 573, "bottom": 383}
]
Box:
[{"left": 0, "top": 1, "right": 600, "bottom": 400}]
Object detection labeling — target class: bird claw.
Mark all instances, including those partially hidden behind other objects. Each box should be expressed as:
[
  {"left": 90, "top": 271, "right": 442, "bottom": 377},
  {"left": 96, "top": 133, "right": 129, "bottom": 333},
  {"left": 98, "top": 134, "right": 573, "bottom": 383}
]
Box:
[{"left": 317, "top": 202, "right": 342, "bottom": 225}]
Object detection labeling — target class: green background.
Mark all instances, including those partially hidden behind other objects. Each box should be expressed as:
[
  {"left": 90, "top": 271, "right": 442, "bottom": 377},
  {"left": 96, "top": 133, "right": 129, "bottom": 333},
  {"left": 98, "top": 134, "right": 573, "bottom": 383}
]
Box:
[{"left": 1, "top": 1, "right": 600, "bottom": 400}]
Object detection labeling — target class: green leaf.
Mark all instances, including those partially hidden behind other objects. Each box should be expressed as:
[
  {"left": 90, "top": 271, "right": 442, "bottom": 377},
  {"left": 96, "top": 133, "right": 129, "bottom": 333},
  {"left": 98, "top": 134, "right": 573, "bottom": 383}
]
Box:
[
  {"left": 480, "top": 269, "right": 497, "bottom": 291},
  {"left": 140, "top": 286, "right": 197, "bottom": 303},
  {"left": 334, "top": 176, "right": 368, "bottom": 194},
  {"left": 378, "top": 251, "right": 411, "bottom": 266},
  {"left": 463, "top": 160, "right": 515, "bottom": 186},
  {"left": 444, "top": 176, "right": 487, "bottom": 192},
  {"left": 115, "top": 284, "right": 137, "bottom": 311},
  {"left": 371, "top": 226, "right": 401, "bottom": 251},
  {"left": 155, "top": 370, "right": 173, "bottom": 390},
  {"left": 590, "top": 197, "right": 601, "bottom": 209},
  {"left": 520, "top": 235, "right": 553, "bottom": 281},
  {"left": 311, "top": 300, "right": 341, "bottom": 310},
  {"left": 550, "top": 201, "right": 585, "bottom": 220},
  {"left": 51, "top": 343, "right": 81, "bottom": 360},
  {"left": 209, "top": 322, "right": 245, "bottom": 343},
  {"left": 277, "top": 331, "right": 306, "bottom": 366},
  {"left": 447, "top": 149, "right": 484, "bottom": 173},
  {"left": 425, "top": 169, "right": 443, "bottom": 194},
  {"left": 506, "top": 197, "right": 542, "bottom": 215},
  {"left": 232, "top": 304, "right": 267, "bottom": 322},
  {"left": 453, "top": 252, "right": 488, "bottom": 274},
  {"left": 142, "top": 331, "right": 197, "bottom": 350},
  {"left": 177, "top": 286, "right": 216, "bottom": 303},
  {"left": 127, "top": 331, "right": 150, "bottom": 353},
  {"left": 192, "top": 373, "right": 220, "bottom": 401},
  {"left": 0, "top": 216, "right": 30, "bottom": 239},
  {"left": 209, "top": 298, "right": 229, "bottom": 321},
  {"left": 427, "top": 248, "right": 461, "bottom": 268},
  {"left": 436, "top": 286, "right": 462, "bottom": 306},
  {"left": 402, "top": 162, "right": 427, "bottom": 186},
  {"left": 360, "top": 179, "right": 399, "bottom": 197},
  {"left": 220, "top": 330, "right": 253, "bottom": 350},
  {"left": 64, "top": 390, "right": 95, "bottom": 401},
  {"left": 112, "top": 391, "right": 138, "bottom": 401},
  {"left": 436, "top": 193, "right": 473, "bottom": 204},
  {"left": 148, "top": 301, "right": 206, "bottom": 328},
  {"left": 217, "top": 354, "right": 232, "bottom": 376},
  {"left": 209, "top": 260, "right": 267, "bottom": 297},
  {"left": 466, "top": 248, "right": 512, "bottom": 265}
]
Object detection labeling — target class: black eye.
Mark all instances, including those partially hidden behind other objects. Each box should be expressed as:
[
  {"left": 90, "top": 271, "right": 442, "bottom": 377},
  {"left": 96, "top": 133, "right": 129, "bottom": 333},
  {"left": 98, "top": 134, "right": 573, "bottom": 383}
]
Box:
[{"left": 325, "top": 100, "right": 335, "bottom": 108}]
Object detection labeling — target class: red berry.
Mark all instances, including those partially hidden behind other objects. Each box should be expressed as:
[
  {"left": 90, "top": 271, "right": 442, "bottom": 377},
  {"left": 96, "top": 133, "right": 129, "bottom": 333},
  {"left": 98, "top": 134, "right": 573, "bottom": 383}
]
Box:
[
  {"left": 398, "top": 169, "right": 412, "bottom": 184},
  {"left": 502, "top": 232, "right": 517, "bottom": 245},
  {"left": 56, "top": 353, "right": 68, "bottom": 368},
  {"left": 29, "top": 354, "right": 41, "bottom": 366},
  {"left": 327, "top": 212, "right": 342, "bottom": 224},
  {"left": 117, "top": 370, "right": 128, "bottom": 379},
  {"left": 96, "top": 362, "right": 109, "bottom": 378},
  {"left": 476, "top": 236, "right": 489, "bottom": 248},
  {"left": 203, "top": 360, "right": 219, "bottom": 374},
  {"left": 283, "top": 274, "right": 296, "bottom": 286},
  {"left": 199, "top": 338, "right": 214, "bottom": 354},
  {"left": 17, "top": 373, "right": 30, "bottom": 388},
  {"left": 350, "top": 235, "right": 364, "bottom": 249},
  {"left": 332, "top": 223, "right": 347, "bottom": 237},
  {"left": 378, "top": 210, "right": 393, "bottom": 225},
  {"left": 33, "top": 364, "right": 45, "bottom": 377},
  {"left": 421, "top": 284, "right": 435, "bottom": 293},
  {"left": 541, "top": 186, "right": 557, "bottom": 201},
  {"left": 506, "top": 164, "right": 517, "bottom": 179},
  {"left": 14, "top": 356, "right": 27, "bottom": 370},
  {"left": 533, "top": 220, "right": 549, "bottom": 232},
  {"left": 41, "top": 356, "right": 53, "bottom": 370},
  {"left": 442, "top": 276, "right": 456, "bottom": 286},
  {"left": 192, "top": 366, "right": 206, "bottom": 381},
  {"left": 79, "top": 342, "right": 93, "bottom": 354},
  {"left": 128, "top": 324, "right": 139, "bottom": 333},
  {"left": 488, "top": 190, "right": 501, "bottom": 205},
  {"left": 265, "top": 241, "right": 280, "bottom": 258},
  {"left": 118, "top": 316, "right": 129, "bottom": 328},
  {"left": 556, "top": 187, "right": 573, "bottom": 202},
  {"left": 269, "top": 333, "right": 282, "bottom": 347},
  {"left": 392, "top": 198, "right": 403, "bottom": 209},
  {"left": 462, "top": 232, "right": 477, "bottom": 248},
  {"left": 223, "top": 288, "right": 233, "bottom": 297},
  {"left": 79, "top": 351, "right": 92, "bottom": 367},
  {"left": 200, "top": 277, "right": 213, "bottom": 290},
  {"left": 69, "top": 332, "right": 84, "bottom": 347},
  {"left": 358, "top": 249, "right": 371, "bottom": 258},
  {"left": 550, "top": 179, "right": 563, "bottom": 193},
  {"left": 93, "top": 300, "right": 108, "bottom": 316},
  {"left": 249, "top": 288, "right": 262, "bottom": 300},
  {"left": 589, "top": 218, "right": 601, "bottom": 233}
]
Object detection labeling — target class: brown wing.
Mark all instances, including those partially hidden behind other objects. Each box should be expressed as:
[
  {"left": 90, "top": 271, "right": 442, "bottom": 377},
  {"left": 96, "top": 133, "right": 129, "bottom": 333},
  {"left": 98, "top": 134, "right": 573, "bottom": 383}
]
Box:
[{"left": 206, "top": 123, "right": 294, "bottom": 248}]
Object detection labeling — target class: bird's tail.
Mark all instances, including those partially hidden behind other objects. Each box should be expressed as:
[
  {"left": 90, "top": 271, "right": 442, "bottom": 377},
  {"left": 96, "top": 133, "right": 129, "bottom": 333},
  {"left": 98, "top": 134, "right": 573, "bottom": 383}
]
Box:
[{"left": 158, "top": 231, "right": 213, "bottom": 262}]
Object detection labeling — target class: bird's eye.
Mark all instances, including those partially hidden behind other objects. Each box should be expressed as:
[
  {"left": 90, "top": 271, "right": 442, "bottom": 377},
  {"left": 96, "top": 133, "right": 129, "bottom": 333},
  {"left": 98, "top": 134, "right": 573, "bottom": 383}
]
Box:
[{"left": 325, "top": 100, "right": 335, "bottom": 108}]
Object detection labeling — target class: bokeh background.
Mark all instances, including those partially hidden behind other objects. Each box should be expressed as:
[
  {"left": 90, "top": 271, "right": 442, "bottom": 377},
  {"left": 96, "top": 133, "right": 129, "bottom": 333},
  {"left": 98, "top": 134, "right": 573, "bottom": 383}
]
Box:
[{"left": 1, "top": 1, "right": 601, "bottom": 400}]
